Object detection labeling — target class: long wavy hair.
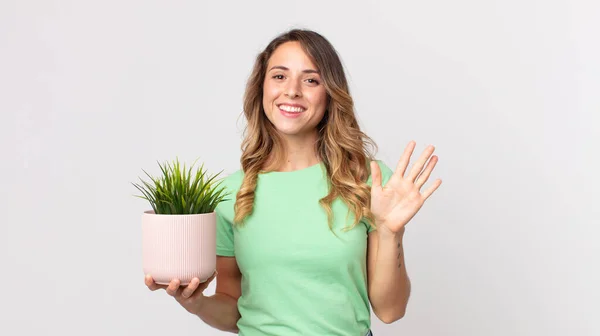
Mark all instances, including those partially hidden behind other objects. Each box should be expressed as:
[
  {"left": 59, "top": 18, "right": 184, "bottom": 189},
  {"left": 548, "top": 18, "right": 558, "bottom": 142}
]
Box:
[{"left": 234, "top": 28, "right": 379, "bottom": 232}]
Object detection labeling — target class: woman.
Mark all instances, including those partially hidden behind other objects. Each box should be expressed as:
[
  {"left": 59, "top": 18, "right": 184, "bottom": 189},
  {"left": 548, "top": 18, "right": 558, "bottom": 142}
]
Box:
[{"left": 145, "top": 28, "right": 442, "bottom": 336}]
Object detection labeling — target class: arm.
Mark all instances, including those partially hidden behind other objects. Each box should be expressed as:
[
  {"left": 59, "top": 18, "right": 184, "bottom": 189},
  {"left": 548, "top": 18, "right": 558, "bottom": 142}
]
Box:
[
  {"left": 195, "top": 293, "right": 240, "bottom": 333},
  {"left": 367, "top": 226, "right": 411, "bottom": 323},
  {"left": 366, "top": 142, "right": 441, "bottom": 323},
  {"left": 147, "top": 256, "right": 242, "bottom": 333},
  {"left": 194, "top": 256, "right": 242, "bottom": 333}
]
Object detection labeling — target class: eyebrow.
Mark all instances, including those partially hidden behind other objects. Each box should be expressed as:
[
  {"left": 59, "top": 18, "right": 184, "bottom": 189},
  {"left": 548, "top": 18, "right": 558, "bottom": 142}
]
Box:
[{"left": 268, "top": 65, "right": 320, "bottom": 74}]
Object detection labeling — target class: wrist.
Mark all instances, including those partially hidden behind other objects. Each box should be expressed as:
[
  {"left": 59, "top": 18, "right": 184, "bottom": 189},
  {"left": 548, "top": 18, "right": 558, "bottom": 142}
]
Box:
[
  {"left": 376, "top": 221, "right": 406, "bottom": 240},
  {"left": 191, "top": 293, "right": 209, "bottom": 316}
]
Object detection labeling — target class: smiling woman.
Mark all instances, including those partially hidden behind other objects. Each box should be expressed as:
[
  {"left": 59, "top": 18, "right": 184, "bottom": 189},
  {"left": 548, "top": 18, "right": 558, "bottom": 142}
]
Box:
[{"left": 144, "top": 28, "right": 441, "bottom": 336}]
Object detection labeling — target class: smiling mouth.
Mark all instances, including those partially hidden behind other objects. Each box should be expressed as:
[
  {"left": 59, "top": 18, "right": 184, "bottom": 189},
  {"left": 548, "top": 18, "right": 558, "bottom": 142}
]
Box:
[
  {"left": 277, "top": 104, "right": 307, "bottom": 113},
  {"left": 277, "top": 105, "right": 305, "bottom": 118}
]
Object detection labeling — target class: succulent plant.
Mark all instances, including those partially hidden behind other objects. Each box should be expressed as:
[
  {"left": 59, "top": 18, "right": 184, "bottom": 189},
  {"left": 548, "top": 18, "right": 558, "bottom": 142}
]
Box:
[{"left": 132, "top": 157, "right": 229, "bottom": 214}]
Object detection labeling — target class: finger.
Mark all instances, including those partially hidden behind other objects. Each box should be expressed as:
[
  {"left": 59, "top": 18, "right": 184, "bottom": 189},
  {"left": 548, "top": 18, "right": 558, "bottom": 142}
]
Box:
[
  {"left": 145, "top": 274, "right": 167, "bottom": 291},
  {"left": 370, "top": 161, "right": 382, "bottom": 188},
  {"left": 408, "top": 145, "right": 435, "bottom": 182},
  {"left": 181, "top": 278, "right": 200, "bottom": 299},
  {"left": 415, "top": 155, "right": 438, "bottom": 189},
  {"left": 166, "top": 279, "right": 181, "bottom": 297},
  {"left": 199, "top": 271, "right": 218, "bottom": 291},
  {"left": 422, "top": 178, "right": 442, "bottom": 200},
  {"left": 395, "top": 141, "right": 416, "bottom": 177},
  {"left": 193, "top": 271, "right": 218, "bottom": 295}
]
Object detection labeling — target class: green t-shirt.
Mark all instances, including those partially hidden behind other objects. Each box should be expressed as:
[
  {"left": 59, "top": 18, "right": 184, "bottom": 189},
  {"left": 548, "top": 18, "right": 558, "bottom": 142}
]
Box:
[{"left": 215, "top": 160, "right": 393, "bottom": 336}]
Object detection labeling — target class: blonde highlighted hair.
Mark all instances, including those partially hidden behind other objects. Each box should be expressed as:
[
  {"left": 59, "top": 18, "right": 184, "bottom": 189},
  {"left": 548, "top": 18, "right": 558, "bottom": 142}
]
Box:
[{"left": 234, "top": 28, "right": 378, "bottom": 231}]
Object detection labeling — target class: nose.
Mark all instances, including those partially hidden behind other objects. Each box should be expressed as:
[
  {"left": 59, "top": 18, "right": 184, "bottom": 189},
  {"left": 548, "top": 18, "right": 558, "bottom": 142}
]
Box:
[{"left": 284, "top": 79, "right": 302, "bottom": 98}]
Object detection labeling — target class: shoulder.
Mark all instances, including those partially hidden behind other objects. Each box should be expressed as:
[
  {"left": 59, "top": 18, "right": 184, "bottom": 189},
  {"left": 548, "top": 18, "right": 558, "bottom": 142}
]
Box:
[
  {"left": 215, "top": 169, "right": 244, "bottom": 213},
  {"left": 215, "top": 170, "right": 244, "bottom": 221},
  {"left": 219, "top": 169, "right": 244, "bottom": 193}
]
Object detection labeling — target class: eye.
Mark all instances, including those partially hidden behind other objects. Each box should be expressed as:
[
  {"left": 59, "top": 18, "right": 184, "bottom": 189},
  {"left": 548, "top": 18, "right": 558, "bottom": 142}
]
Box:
[
  {"left": 306, "top": 78, "right": 320, "bottom": 85},
  {"left": 272, "top": 74, "right": 285, "bottom": 80}
]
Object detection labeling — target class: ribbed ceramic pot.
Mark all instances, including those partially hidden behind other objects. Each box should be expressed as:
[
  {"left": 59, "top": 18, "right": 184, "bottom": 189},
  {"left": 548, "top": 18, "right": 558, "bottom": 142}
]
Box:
[{"left": 142, "top": 210, "right": 216, "bottom": 285}]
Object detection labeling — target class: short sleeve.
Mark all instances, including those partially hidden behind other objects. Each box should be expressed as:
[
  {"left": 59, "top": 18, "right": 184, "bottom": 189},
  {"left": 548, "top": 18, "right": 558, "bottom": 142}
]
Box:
[
  {"left": 216, "top": 206, "right": 235, "bottom": 257},
  {"left": 365, "top": 160, "right": 394, "bottom": 233}
]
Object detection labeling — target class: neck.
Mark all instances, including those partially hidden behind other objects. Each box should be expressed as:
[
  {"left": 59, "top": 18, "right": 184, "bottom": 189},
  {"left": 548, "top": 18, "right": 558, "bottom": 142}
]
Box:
[{"left": 273, "top": 131, "right": 321, "bottom": 172}]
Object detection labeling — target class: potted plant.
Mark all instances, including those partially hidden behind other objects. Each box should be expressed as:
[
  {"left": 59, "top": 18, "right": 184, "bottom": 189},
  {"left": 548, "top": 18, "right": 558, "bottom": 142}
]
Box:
[{"left": 132, "top": 157, "right": 229, "bottom": 285}]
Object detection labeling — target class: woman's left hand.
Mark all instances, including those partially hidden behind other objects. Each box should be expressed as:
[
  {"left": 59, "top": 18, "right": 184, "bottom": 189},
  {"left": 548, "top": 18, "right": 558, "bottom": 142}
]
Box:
[{"left": 370, "top": 141, "right": 442, "bottom": 234}]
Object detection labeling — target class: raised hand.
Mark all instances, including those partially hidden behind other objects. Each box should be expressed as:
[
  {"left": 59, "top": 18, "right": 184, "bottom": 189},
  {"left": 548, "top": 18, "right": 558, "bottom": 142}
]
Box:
[{"left": 370, "top": 141, "right": 442, "bottom": 234}]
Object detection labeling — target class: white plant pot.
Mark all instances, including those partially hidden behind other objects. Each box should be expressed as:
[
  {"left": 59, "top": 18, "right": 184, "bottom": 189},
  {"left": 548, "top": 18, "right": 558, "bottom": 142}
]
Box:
[{"left": 142, "top": 210, "right": 216, "bottom": 285}]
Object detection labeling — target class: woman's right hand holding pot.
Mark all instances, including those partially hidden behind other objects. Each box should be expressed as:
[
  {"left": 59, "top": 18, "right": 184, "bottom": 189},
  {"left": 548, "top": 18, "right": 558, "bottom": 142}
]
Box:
[{"left": 145, "top": 272, "right": 217, "bottom": 315}]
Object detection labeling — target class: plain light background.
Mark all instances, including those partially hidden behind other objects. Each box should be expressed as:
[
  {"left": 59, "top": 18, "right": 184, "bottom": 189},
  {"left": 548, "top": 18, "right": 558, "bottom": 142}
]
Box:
[{"left": 1, "top": 0, "right": 598, "bottom": 335}]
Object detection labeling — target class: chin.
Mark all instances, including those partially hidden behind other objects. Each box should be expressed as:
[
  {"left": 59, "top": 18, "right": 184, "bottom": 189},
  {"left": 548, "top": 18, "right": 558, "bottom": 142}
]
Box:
[
  {"left": 270, "top": 121, "right": 310, "bottom": 136},
  {"left": 273, "top": 126, "right": 305, "bottom": 136}
]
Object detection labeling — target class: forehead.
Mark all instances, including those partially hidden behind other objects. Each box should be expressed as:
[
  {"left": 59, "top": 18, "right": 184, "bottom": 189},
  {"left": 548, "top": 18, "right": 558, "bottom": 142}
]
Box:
[{"left": 268, "top": 41, "right": 317, "bottom": 69}]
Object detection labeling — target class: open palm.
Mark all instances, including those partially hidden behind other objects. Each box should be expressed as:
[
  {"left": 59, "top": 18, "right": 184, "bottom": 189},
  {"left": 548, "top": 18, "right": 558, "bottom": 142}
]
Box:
[{"left": 371, "top": 141, "right": 442, "bottom": 233}]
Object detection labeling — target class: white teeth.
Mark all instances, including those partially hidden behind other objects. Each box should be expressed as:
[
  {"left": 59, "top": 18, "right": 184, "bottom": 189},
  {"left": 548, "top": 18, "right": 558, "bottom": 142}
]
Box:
[{"left": 279, "top": 105, "right": 305, "bottom": 113}]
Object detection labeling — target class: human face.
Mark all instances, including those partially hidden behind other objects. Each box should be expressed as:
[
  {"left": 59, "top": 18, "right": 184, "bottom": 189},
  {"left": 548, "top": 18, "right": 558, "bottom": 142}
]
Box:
[{"left": 262, "top": 41, "right": 328, "bottom": 138}]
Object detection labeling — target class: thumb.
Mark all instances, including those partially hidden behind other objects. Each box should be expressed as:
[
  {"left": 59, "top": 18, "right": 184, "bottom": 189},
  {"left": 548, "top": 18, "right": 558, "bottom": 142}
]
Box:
[
  {"left": 191, "top": 272, "right": 218, "bottom": 298},
  {"left": 199, "top": 271, "right": 218, "bottom": 290},
  {"left": 371, "top": 161, "right": 382, "bottom": 188}
]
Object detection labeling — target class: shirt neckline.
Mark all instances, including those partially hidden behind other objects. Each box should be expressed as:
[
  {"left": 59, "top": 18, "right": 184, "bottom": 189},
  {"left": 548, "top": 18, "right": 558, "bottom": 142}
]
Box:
[{"left": 258, "top": 161, "right": 325, "bottom": 177}]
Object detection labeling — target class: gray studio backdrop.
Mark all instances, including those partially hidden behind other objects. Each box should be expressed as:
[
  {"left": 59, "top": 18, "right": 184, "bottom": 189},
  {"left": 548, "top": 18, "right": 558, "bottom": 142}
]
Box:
[{"left": 1, "top": 1, "right": 598, "bottom": 335}]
